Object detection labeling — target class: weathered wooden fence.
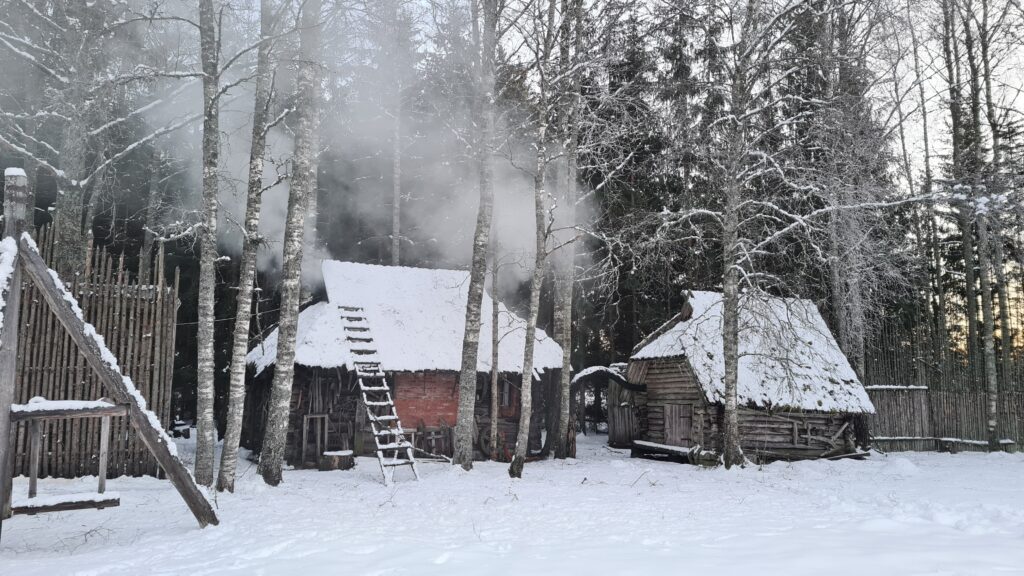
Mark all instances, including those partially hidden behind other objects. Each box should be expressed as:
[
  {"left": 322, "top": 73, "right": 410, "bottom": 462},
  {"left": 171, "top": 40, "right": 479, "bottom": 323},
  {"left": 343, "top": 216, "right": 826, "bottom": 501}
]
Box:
[
  {"left": 867, "top": 386, "right": 1024, "bottom": 452},
  {"left": 10, "top": 225, "right": 178, "bottom": 478}
]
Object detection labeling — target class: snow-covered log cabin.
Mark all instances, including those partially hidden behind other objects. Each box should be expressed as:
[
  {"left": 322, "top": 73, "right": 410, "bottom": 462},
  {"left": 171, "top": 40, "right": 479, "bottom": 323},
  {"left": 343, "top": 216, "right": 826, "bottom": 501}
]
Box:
[
  {"left": 244, "top": 261, "right": 563, "bottom": 466},
  {"left": 621, "top": 291, "right": 875, "bottom": 462}
]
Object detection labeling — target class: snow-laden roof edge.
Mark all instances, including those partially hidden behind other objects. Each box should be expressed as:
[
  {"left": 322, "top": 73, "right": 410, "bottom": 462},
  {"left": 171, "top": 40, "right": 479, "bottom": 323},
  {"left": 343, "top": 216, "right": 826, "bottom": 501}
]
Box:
[
  {"left": 248, "top": 261, "right": 563, "bottom": 376},
  {"left": 631, "top": 291, "right": 874, "bottom": 414}
]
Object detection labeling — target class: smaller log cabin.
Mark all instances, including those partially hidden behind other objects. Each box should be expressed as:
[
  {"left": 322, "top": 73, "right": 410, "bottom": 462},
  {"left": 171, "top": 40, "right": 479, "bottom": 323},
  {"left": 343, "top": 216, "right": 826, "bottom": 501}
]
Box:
[
  {"left": 244, "top": 261, "right": 562, "bottom": 466},
  {"left": 617, "top": 291, "right": 874, "bottom": 462}
]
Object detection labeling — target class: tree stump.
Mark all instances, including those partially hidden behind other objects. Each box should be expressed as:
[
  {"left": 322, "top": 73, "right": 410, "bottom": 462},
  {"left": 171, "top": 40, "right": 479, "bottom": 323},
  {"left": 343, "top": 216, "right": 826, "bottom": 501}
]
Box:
[{"left": 319, "top": 450, "right": 355, "bottom": 471}]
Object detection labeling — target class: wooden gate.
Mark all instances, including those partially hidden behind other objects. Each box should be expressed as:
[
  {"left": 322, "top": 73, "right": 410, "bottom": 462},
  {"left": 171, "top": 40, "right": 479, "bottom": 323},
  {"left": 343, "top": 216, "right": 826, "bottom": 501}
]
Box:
[{"left": 10, "top": 225, "right": 178, "bottom": 478}]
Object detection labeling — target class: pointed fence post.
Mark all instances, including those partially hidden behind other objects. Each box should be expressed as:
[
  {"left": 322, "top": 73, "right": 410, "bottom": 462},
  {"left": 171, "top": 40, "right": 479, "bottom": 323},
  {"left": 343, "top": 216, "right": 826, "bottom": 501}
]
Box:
[{"left": 0, "top": 167, "right": 28, "bottom": 535}]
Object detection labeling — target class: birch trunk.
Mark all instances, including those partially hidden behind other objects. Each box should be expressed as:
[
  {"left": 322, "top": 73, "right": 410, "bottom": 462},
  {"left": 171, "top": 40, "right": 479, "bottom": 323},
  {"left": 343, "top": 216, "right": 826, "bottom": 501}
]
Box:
[
  {"left": 509, "top": 135, "right": 548, "bottom": 479},
  {"left": 259, "top": 0, "right": 322, "bottom": 486},
  {"left": 721, "top": 175, "right": 744, "bottom": 469},
  {"left": 976, "top": 209, "right": 1000, "bottom": 449},
  {"left": 218, "top": 0, "right": 275, "bottom": 492},
  {"left": 553, "top": 0, "right": 582, "bottom": 461},
  {"left": 194, "top": 0, "right": 221, "bottom": 487},
  {"left": 452, "top": 0, "right": 499, "bottom": 470}
]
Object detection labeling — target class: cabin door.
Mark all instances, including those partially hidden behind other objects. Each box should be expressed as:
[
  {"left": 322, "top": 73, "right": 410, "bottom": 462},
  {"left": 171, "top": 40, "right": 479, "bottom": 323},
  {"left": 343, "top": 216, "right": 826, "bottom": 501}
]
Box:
[{"left": 665, "top": 404, "right": 694, "bottom": 447}]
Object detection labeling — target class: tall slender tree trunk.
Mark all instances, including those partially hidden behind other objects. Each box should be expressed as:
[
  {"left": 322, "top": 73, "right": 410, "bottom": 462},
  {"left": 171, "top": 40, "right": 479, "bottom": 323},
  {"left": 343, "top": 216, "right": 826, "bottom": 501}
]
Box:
[
  {"left": 977, "top": 0, "right": 1014, "bottom": 394},
  {"left": 452, "top": 0, "right": 499, "bottom": 470},
  {"left": 489, "top": 243, "right": 500, "bottom": 460},
  {"left": 553, "top": 0, "right": 582, "bottom": 460},
  {"left": 509, "top": 129, "right": 548, "bottom": 479},
  {"left": 721, "top": 174, "right": 743, "bottom": 469},
  {"left": 976, "top": 208, "right": 1000, "bottom": 449},
  {"left": 391, "top": 84, "right": 402, "bottom": 266},
  {"left": 194, "top": 0, "right": 221, "bottom": 487},
  {"left": 53, "top": 116, "right": 87, "bottom": 278},
  {"left": 941, "top": 0, "right": 978, "bottom": 379},
  {"left": 259, "top": 0, "right": 322, "bottom": 486},
  {"left": 139, "top": 148, "right": 162, "bottom": 283},
  {"left": 218, "top": 0, "right": 275, "bottom": 492}
]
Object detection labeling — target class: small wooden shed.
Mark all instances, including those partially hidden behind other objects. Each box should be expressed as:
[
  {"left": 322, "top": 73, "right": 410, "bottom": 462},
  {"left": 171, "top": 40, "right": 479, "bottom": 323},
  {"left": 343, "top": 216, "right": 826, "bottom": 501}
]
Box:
[
  {"left": 244, "top": 261, "right": 563, "bottom": 465},
  {"left": 622, "top": 291, "right": 874, "bottom": 462}
]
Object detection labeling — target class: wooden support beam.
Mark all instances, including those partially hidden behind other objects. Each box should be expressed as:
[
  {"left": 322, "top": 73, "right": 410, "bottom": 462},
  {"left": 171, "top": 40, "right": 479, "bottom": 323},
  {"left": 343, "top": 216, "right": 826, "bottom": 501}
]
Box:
[
  {"left": 16, "top": 234, "right": 218, "bottom": 528},
  {"left": 12, "top": 495, "right": 120, "bottom": 516},
  {"left": 0, "top": 168, "right": 27, "bottom": 533}
]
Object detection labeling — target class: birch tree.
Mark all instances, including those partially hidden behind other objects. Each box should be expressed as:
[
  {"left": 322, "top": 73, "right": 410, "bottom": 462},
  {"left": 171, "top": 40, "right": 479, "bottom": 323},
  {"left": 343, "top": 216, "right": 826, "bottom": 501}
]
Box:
[
  {"left": 218, "top": 0, "right": 288, "bottom": 492},
  {"left": 259, "top": 0, "right": 323, "bottom": 486},
  {"left": 453, "top": 0, "right": 501, "bottom": 470},
  {"left": 193, "top": 0, "right": 222, "bottom": 488}
]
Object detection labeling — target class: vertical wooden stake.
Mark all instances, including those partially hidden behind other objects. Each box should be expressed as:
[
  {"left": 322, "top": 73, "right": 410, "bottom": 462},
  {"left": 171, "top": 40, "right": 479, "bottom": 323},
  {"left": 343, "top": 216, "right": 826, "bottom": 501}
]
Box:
[
  {"left": 98, "top": 415, "right": 110, "bottom": 494},
  {"left": 28, "top": 420, "right": 39, "bottom": 498},
  {"left": 0, "top": 167, "right": 28, "bottom": 534}
]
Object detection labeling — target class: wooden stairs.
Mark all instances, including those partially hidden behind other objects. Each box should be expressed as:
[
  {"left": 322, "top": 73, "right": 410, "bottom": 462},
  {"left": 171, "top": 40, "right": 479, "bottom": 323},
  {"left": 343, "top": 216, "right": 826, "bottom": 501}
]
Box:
[{"left": 340, "top": 306, "right": 419, "bottom": 485}]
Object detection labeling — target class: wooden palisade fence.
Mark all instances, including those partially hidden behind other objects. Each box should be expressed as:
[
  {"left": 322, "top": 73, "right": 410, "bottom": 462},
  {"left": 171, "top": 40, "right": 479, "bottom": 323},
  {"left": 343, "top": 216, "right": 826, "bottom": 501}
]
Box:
[
  {"left": 9, "top": 225, "right": 179, "bottom": 478},
  {"left": 0, "top": 168, "right": 216, "bottom": 538},
  {"left": 867, "top": 386, "right": 1024, "bottom": 452}
]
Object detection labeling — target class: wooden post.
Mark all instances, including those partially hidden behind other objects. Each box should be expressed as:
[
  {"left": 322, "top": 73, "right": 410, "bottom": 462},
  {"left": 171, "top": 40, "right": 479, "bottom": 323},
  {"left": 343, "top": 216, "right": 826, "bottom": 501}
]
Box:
[
  {"left": 0, "top": 168, "right": 28, "bottom": 533},
  {"left": 98, "top": 415, "right": 110, "bottom": 494},
  {"left": 28, "top": 420, "right": 40, "bottom": 498},
  {"left": 16, "top": 236, "right": 218, "bottom": 527}
]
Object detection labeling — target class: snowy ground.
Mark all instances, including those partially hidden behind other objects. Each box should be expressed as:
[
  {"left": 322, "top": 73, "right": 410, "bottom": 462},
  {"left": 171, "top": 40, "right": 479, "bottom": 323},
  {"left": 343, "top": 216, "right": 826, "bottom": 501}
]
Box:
[{"left": 2, "top": 436, "right": 1023, "bottom": 576}]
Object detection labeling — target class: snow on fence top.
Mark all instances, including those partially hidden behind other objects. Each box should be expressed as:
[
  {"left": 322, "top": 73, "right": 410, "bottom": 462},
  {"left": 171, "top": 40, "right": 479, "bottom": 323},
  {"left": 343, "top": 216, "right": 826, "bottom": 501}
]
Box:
[
  {"left": 632, "top": 291, "right": 874, "bottom": 414},
  {"left": 248, "top": 261, "right": 563, "bottom": 376}
]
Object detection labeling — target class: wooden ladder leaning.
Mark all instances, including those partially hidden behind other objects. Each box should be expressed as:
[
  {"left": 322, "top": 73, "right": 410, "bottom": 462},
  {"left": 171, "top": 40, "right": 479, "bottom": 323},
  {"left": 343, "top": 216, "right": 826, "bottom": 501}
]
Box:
[{"left": 339, "top": 305, "right": 419, "bottom": 485}]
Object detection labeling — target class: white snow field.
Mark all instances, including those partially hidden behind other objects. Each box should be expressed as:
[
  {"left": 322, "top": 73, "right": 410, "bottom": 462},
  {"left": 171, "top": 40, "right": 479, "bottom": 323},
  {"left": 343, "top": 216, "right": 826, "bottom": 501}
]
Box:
[{"left": 2, "top": 436, "right": 1022, "bottom": 576}]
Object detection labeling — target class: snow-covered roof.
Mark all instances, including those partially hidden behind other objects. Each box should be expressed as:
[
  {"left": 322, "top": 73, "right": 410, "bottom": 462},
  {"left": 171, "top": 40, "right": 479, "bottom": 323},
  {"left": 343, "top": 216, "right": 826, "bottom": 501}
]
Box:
[
  {"left": 248, "top": 261, "right": 563, "bottom": 375},
  {"left": 631, "top": 291, "right": 874, "bottom": 414}
]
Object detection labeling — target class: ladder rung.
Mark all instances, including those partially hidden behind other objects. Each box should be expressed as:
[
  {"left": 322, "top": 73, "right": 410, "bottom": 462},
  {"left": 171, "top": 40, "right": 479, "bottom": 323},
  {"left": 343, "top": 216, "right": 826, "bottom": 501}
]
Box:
[
  {"left": 377, "top": 442, "right": 412, "bottom": 450},
  {"left": 370, "top": 415, "right": 398, "bottom": 422},
  {"left": 360, "top": 385, "right": 389, "bottom": 392},
  {"left": 340, "top": 306, "right": 364, "bottom": 312},
  {"left": 364, "top": 401, "right": 392, "bottom": 406},
  {"left": 375, "top": 427, "right": 404, "bottom": 435},
  {"left": 381, "top": 460, "right": 416, "bottom": 467}
]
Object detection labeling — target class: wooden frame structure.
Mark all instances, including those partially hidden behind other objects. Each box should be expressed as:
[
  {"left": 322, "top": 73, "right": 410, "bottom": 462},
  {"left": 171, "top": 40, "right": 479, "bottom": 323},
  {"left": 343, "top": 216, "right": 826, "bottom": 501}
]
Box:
[
  {"left": 11, "top": 398, "right": 125, "bottom": 514},
  {"left": 0, "top": 169, "right": 217, "bottom": 540}
]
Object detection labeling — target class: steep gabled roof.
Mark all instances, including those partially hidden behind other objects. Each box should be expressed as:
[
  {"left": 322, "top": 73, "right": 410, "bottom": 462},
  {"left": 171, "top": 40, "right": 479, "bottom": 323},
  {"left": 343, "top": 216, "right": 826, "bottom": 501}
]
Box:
[
  {"left": 631, "top": 291, "right": 874, "bottom": 414},
  {"left": 248, "top": 261, "right": 563, "bottom": 375}
]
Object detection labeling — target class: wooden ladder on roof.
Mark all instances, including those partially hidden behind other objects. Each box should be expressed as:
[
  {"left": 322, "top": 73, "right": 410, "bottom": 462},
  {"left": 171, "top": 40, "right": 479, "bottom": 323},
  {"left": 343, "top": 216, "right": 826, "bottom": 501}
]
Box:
[{"left": 340, "top": 306, "right": 419, "bottom": 485}]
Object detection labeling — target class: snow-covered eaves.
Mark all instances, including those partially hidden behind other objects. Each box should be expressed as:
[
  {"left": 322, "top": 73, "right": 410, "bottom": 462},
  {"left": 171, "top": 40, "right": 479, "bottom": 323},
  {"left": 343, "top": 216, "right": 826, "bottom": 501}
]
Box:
[
  {"left": 248, "top": 261, "right": 563, "bottom": 376},
  {"left": 631, "top": 291, "right": 874, "bottom": 414}
]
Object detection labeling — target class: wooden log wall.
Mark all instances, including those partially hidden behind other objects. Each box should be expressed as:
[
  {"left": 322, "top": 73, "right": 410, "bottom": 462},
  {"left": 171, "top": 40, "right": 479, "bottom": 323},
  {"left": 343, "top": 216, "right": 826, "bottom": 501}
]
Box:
[
  {"left": 867, "top": 387, "right": 1024, "bottom": 451},
  {"left": 10, "top": 225, "right": 178, "bottom": 478}
]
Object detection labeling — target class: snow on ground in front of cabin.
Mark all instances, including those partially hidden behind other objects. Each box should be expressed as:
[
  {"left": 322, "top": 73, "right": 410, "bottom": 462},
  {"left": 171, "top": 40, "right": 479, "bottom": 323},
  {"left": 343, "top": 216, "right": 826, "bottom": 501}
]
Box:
[{"left": 2, "top": 435, "right": 1023, "bottom": 576}]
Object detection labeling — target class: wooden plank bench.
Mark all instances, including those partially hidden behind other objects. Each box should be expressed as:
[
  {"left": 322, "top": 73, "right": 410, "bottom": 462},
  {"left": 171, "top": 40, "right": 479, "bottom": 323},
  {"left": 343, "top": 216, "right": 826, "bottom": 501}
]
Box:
[{"left": 9, "top": 397, "right": 126, "bottom": 514}]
